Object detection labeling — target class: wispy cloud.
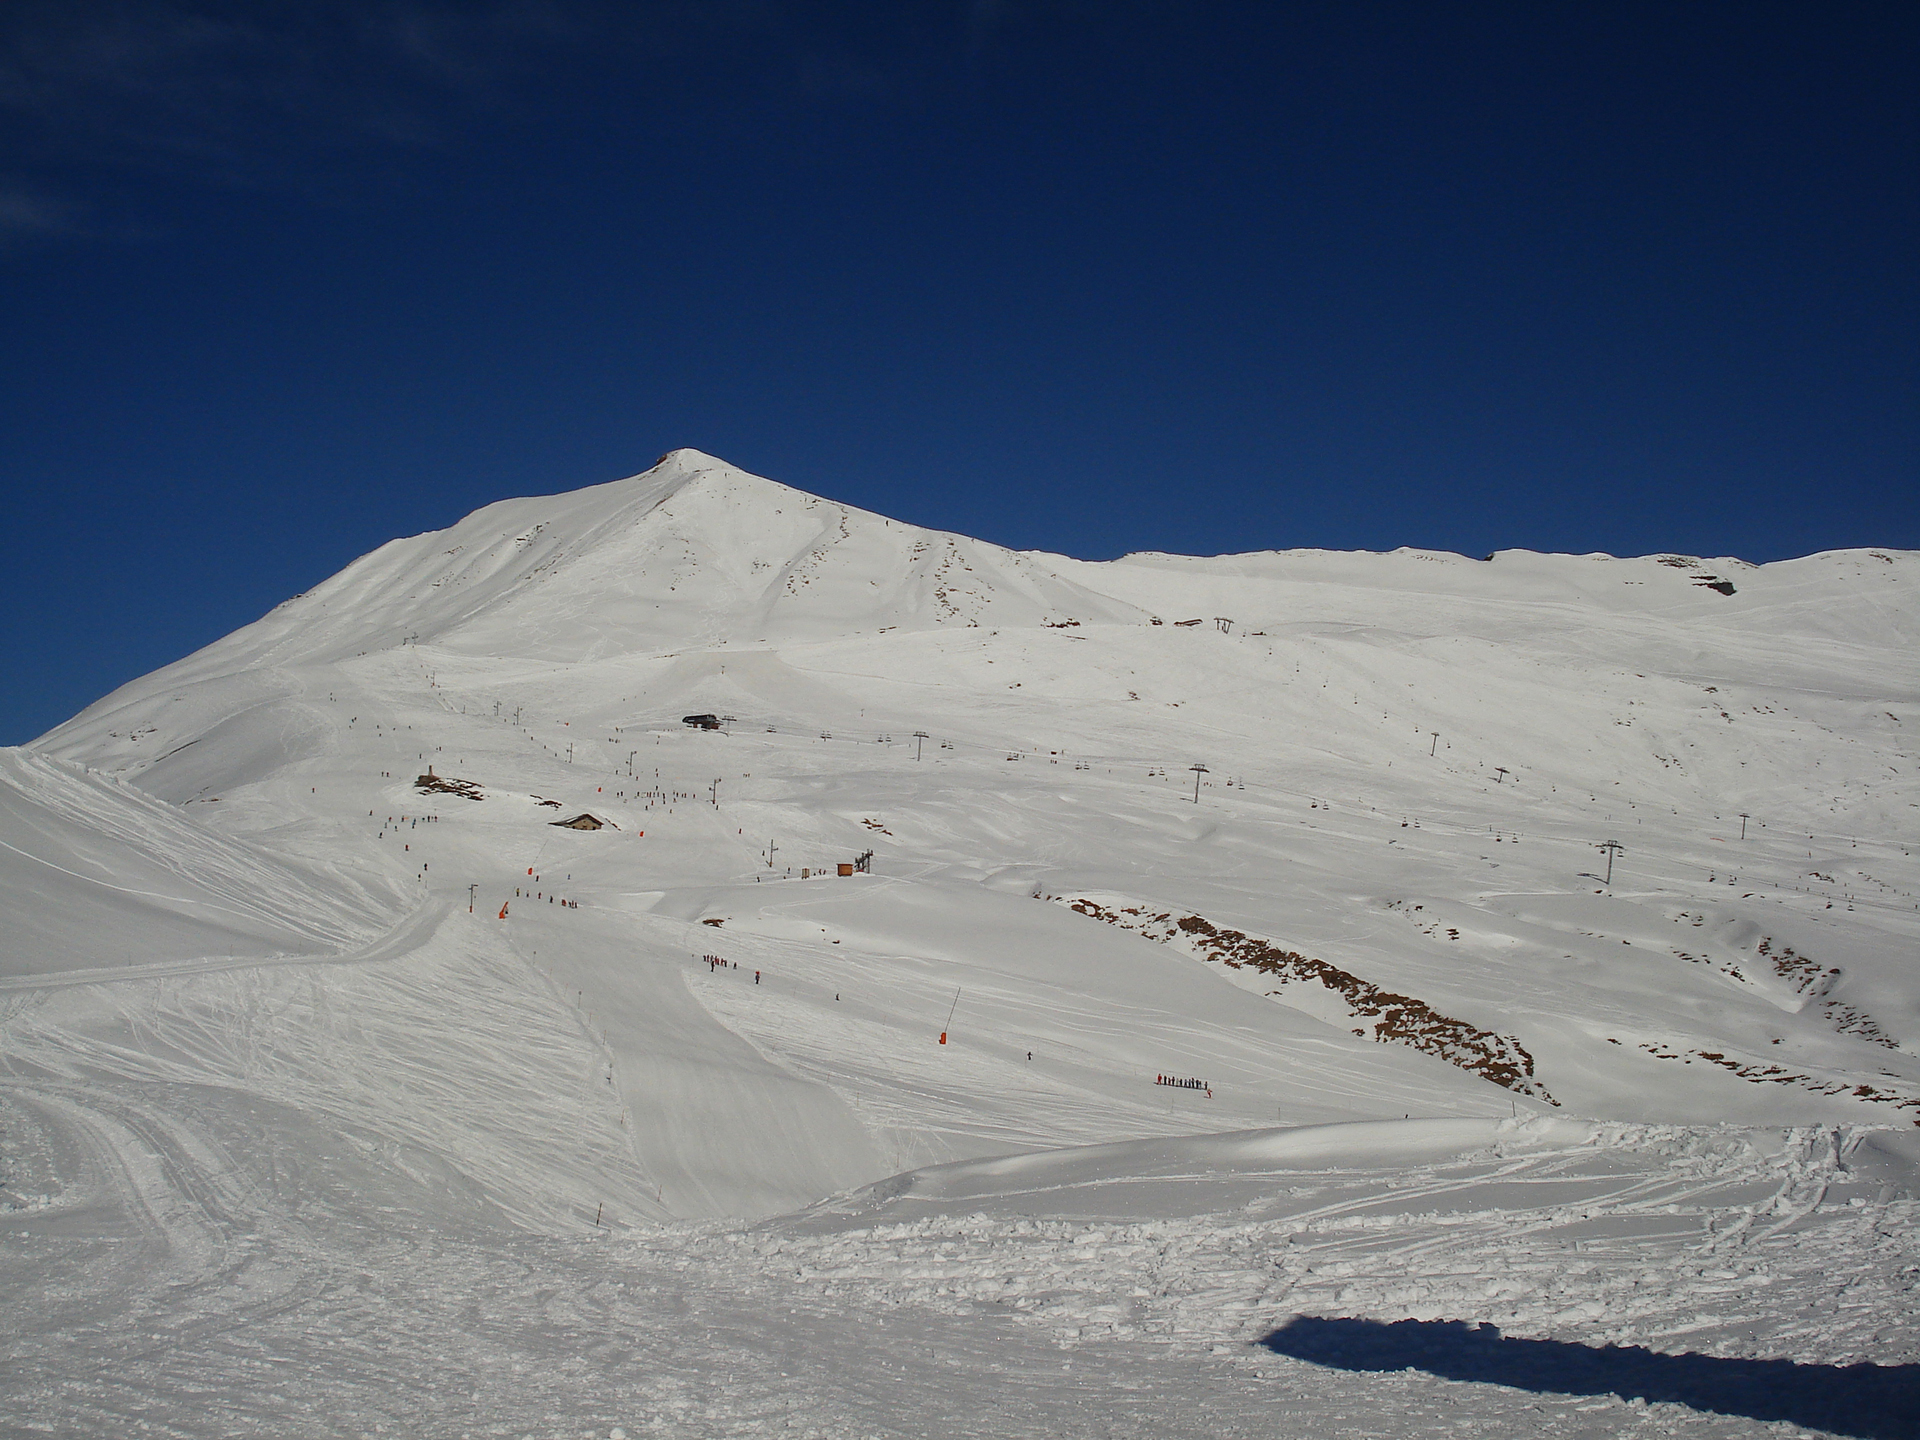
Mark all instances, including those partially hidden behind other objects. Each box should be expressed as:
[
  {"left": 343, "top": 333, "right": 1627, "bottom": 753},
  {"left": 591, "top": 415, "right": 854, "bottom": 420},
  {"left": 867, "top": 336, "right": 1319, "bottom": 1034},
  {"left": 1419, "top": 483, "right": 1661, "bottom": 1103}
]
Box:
[
  {"left": 0, "top": 1, "right": 592, "bottom": 200},
  {"left": 0, "top": 183, "right": 77, "bottom": 242},
  {"left": 0, "top": 2, "right": 1126, "bottom": 237}
]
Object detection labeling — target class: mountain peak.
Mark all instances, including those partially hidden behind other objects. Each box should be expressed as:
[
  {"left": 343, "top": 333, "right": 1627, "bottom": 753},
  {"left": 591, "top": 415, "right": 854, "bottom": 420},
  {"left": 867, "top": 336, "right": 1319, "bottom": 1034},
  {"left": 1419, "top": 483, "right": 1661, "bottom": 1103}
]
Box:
[
  {"left": 647, "top": 446, "right": 734, "bottom": 472},
  {"left": 52, "top": 455, "right": 1145, "bottom": 703}
]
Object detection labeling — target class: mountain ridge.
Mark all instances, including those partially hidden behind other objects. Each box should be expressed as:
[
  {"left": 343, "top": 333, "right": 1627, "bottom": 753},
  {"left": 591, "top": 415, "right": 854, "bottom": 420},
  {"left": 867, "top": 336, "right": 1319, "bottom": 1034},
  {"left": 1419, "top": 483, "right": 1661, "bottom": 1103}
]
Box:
[{"left": 36, "top": 450, "right": 1915, "bottom": 761}]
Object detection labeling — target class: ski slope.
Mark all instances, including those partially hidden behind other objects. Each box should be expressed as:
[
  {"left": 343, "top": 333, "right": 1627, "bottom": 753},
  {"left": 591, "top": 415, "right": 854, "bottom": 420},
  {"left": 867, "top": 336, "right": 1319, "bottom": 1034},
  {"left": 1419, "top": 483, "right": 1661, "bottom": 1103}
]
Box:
[{"left": 4, "top": 449, "right": 1916, "bottom": 1437}]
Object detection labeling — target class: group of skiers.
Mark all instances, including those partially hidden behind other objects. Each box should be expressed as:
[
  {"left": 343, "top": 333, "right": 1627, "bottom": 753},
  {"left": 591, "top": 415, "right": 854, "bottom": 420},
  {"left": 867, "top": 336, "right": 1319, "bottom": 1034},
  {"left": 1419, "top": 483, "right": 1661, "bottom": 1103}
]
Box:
[
  {"left": 700, "top": 954, "right": 760, "bottom": 983},
  {"left": 1157, "top": 1074, "right": 1212, "bottom": 1096}
]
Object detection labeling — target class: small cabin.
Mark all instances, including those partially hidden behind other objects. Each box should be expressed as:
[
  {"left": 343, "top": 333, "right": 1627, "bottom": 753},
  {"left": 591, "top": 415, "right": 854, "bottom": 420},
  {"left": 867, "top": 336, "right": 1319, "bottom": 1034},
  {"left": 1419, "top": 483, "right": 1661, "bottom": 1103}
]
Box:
[
  {"left": 550, "top": 813, "right": 606, "bottom": 830},
  {"left": 682, "top": 713, "right": 722, "bottom": 731}
]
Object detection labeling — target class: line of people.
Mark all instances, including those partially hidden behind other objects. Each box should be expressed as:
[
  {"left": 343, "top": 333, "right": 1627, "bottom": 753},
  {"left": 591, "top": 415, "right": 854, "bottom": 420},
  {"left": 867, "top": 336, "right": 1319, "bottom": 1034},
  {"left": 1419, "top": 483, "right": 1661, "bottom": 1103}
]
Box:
[{"left": 1156, "top": 1074, "right": 1212, "bottom": 1096}]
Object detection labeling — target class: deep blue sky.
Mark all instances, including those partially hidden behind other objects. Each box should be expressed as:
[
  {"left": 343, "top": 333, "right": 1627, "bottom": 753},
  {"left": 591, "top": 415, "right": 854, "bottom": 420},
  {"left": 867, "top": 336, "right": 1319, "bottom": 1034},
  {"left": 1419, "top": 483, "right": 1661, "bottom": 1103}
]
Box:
[{"left": 3, "top": 2, "right": 1915, "bottom": 742}]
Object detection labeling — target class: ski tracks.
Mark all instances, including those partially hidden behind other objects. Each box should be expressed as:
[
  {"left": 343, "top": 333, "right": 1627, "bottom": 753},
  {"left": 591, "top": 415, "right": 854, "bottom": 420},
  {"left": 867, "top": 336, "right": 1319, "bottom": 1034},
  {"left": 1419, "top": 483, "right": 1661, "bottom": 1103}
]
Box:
[
  {"left": 5, "top": 1097, "right": 1916, "bottom": 1437},
  {"left": 686, "top": 1123, "right": 1918, "bottom": 1371}
]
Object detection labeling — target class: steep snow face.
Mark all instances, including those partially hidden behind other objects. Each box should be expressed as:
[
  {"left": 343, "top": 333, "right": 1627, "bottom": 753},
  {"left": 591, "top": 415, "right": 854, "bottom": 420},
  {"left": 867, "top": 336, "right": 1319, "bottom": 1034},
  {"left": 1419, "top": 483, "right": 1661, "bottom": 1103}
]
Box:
[{"left": 467, "top": 452, "right": 1150, "bottom": 655}]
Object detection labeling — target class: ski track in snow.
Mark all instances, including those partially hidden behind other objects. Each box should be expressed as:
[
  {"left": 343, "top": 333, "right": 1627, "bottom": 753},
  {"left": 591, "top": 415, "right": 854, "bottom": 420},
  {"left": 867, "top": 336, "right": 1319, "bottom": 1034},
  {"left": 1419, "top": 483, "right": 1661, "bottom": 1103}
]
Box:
[
  {"left": 4, "top": 451, "right": 1918, "bottom": 1437},
  {"left": 3, "top": 1083, "right": 1915, "bottom": 1438}
]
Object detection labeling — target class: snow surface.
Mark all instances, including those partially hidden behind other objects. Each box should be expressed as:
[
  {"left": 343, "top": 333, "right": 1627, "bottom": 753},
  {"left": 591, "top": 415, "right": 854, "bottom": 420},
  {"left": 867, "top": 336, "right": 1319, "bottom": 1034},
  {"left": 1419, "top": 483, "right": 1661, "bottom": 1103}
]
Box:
[{"left": 4, "top": 448, "right": 1917, "bottom": 1436}]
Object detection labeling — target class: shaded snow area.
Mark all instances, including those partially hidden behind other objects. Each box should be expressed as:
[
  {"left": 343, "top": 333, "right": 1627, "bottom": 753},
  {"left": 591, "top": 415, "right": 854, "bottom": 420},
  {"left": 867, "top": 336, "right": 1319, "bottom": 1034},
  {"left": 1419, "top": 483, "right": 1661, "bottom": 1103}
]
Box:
[{"left": 5, "top": 450, "right": 1918, "bottom": 1436}]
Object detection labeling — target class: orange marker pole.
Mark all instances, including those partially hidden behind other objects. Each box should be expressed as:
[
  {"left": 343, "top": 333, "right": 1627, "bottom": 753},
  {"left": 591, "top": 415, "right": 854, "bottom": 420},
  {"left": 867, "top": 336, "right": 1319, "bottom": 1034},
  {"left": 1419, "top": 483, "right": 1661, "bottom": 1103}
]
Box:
[{"left": 939, "top": 986, "right": 960, "bottom": 1045}]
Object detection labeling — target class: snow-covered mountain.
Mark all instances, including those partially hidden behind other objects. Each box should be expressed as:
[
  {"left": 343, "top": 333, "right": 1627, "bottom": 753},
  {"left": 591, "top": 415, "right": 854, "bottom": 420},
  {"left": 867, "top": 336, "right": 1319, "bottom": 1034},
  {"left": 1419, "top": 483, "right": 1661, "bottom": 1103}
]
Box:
[{"left": 4, "top": 450, "right": 1916, "bottom": 1436}]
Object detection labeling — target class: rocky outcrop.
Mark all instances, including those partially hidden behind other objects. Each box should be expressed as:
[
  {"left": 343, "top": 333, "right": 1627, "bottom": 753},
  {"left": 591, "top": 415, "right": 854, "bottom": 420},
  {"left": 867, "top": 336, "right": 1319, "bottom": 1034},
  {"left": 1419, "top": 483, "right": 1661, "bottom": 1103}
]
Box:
[{"left": 1055, "top": 896, "right": 1553, "bottom": 1102}]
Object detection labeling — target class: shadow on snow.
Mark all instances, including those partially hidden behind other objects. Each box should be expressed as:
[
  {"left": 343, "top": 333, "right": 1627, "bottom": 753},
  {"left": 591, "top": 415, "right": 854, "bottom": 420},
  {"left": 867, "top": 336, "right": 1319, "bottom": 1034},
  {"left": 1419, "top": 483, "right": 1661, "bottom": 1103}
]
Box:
[{"left": 1258, "top": 1316, "right": 1917, "bottom": 1440}]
